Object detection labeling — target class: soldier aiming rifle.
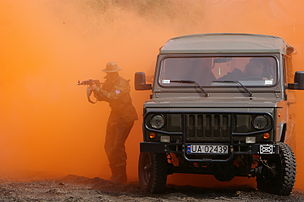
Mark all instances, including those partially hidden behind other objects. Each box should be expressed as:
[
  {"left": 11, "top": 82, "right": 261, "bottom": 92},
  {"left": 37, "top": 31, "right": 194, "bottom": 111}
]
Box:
[{"left": 78, "top": 62, "right": 138, "bottom": 184}]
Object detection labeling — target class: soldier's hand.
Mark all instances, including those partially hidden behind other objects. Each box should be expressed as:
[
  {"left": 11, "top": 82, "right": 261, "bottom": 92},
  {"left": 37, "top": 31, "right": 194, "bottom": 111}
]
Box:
[{"left": 90, "top": 84, "right": 99, "bottom": 91}]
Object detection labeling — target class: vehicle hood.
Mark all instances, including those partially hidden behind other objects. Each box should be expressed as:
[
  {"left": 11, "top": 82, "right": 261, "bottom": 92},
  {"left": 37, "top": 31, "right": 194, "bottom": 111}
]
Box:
[{"left": 144, "top": 97, "right": 281, "bottom": 108}]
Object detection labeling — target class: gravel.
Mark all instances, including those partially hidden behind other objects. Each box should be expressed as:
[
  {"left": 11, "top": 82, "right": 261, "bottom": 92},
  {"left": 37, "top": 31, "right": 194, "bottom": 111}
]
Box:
[{"left": 0, "top": 175, "right": 303, "bottom": 202}]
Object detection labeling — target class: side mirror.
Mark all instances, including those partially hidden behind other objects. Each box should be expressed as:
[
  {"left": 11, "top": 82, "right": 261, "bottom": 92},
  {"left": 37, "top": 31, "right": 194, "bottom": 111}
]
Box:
[
  {"left": 288, "top": 71, "right": 304, "bottom": 90},
  {"left": 134, "top": 72, "right": 152, "bottom": 90}
]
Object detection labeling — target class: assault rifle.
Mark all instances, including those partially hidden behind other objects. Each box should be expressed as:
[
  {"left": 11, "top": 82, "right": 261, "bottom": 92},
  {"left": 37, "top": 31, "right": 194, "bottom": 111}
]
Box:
[
  {"left": 78, "top": 79, "right": 102, "bottom": 104},
  {"left": 77, "top": 79, "right": 102, "bottom": 86}
]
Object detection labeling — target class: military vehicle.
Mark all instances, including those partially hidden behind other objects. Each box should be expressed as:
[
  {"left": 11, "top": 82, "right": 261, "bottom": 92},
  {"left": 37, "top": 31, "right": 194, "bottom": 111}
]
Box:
[{"left": 135, "top": 33, "right": 302, "bottom": 195}]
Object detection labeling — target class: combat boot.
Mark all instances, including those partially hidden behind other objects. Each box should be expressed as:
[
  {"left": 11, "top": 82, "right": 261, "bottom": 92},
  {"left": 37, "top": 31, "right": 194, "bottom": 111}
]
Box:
[{"left": 110, "top": 166, "right": 127, "bottom": 184}]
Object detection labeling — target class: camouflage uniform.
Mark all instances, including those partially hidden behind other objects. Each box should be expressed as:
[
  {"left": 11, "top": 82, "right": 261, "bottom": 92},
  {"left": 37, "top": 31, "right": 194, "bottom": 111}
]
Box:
[{"left": 93, "top": 73, "right": 138, "bottom": 183}]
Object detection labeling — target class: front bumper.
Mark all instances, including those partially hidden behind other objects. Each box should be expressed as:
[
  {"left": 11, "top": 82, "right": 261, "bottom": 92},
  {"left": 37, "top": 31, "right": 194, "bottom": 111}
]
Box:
[{"left": 140, "top": 142, "right": 279, "bottom": 163}]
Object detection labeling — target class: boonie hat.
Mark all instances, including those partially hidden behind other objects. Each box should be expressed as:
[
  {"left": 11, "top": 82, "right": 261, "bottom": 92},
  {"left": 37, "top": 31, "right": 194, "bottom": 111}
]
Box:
[{"left": 102, "top": 62, "right": 122, "bottom": 72}]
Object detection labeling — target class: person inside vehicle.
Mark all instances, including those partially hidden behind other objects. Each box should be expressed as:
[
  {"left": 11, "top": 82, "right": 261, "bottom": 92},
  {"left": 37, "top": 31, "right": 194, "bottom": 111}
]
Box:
[
  {"left": 243, "top": 58, "right": 272, "bottom": 80},
  {"left": 218, "top": 58, "right": 272, "bottom": 81}
]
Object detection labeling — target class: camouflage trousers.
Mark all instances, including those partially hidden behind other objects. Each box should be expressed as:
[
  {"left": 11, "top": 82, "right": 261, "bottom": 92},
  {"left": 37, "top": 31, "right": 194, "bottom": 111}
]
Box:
[{"left": 104, "top": 115, "right": 134, "bottom": 183}]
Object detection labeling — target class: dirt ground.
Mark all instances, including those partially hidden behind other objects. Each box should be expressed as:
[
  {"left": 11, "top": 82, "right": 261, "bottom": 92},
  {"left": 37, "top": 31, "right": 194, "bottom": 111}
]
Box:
[{"left": 0, "top": 175, "right": 303, "bottom": 202}]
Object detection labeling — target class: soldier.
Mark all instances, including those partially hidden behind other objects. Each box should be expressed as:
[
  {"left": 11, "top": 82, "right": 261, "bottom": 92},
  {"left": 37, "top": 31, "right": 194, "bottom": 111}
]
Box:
[{"left": 90, "top": 62, "right": 138, "bottom": 184}]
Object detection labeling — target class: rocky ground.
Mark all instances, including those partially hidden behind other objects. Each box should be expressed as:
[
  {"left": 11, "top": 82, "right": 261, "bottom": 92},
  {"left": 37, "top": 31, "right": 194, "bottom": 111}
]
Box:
[{"left": 0, "top": 175, "right": 303, "bottom": 202}]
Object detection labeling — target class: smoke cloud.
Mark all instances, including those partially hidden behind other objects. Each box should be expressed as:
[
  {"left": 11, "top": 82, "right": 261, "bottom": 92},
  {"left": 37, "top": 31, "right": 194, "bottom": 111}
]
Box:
[{"left": 0, "top": 0, "right": 303, "bottom": 191}]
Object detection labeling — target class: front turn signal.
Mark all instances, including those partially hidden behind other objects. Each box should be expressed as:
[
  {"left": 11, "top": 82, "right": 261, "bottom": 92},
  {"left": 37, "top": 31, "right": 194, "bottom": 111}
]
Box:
[
  {"left": 263, "top": 133, "right": 270, "bottom": 140},
  {"left": 149, "top": 132, "right": 157, "bottom": 139}
]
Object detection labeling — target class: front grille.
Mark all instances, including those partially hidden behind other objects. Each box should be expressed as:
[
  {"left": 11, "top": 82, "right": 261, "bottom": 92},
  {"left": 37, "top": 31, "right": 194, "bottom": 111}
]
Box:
[{"left": 185, "top": 114, "right": 232, "bottom": 143}]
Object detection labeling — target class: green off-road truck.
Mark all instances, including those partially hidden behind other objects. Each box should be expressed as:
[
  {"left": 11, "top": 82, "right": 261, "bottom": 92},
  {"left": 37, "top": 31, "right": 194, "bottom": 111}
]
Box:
[{"left": 135, "top": 33, "right": 302, "bottom": 195}]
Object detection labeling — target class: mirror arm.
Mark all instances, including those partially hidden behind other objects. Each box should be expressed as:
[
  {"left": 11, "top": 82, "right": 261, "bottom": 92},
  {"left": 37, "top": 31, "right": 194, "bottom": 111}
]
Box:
[{"left": 287, "top": 83, "right": 296, "bottom": 89}]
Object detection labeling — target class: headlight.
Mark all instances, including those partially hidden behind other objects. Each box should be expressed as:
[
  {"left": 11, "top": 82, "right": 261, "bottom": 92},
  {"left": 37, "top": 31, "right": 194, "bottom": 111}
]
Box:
[
  {"left": 150, "top": 115, "right": 165, "bottom": 129},
  {"left": 252, "top": 115, "right": 268, "bottom": 130}
]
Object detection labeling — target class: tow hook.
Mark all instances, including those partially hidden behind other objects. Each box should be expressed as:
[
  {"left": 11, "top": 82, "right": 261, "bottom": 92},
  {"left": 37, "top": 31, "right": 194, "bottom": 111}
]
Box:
[{"left": 249, "top": 158, "right": 277, "bottom": 177}]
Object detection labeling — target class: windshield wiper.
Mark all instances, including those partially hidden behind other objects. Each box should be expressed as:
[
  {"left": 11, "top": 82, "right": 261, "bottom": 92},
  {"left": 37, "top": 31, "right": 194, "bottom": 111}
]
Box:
[
  {"left": 212, "top": 80, "right": 253, "bottom": 97},
  {"left": 170, "top": 80, "right": 208, "bottom": 97}
]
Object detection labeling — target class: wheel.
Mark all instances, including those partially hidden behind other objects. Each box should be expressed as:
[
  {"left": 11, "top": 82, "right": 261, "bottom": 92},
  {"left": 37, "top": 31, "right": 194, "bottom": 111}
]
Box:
[
  {"left": 138, "top": 152, "right": 168, "bottom": 194},
  {"left": 256, "top": 142, "right": 296, "bottom": 195}
]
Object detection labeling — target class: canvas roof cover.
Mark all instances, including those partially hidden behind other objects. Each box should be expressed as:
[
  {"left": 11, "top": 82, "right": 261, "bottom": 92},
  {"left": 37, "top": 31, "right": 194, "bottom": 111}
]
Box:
[{"left": 160, "top": 33, "right": 294, "bottom": 55}]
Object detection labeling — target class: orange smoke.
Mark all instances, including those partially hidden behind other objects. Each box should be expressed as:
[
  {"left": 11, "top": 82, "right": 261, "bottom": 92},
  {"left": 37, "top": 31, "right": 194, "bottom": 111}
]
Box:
[
  {"left": 0, "top": 0, "right": 304, "bottom": 191},
  {"left": 0, "top": 0, "right": 191, "bottom": 180}
]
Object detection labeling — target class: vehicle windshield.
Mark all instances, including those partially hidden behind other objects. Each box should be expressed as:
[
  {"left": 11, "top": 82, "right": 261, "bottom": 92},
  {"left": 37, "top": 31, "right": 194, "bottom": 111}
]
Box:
[{"left": 159, "top": 56, "right": 277, "bottom": 87}]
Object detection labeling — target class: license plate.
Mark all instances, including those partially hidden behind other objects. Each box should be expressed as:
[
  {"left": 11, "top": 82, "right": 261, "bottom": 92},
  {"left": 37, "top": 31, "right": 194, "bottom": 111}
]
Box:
[{"left": 187, "top": 144, "right": 229, "bottom": 154}]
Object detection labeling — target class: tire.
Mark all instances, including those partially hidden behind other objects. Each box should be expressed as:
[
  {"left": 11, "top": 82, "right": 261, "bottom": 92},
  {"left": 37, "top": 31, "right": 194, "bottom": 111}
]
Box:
[
  {"left": 138, "top": 152, "right": 168, "bottom": 194},
  {"left": 256, "top": 142, "right": 296, "bottom": 196}
]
